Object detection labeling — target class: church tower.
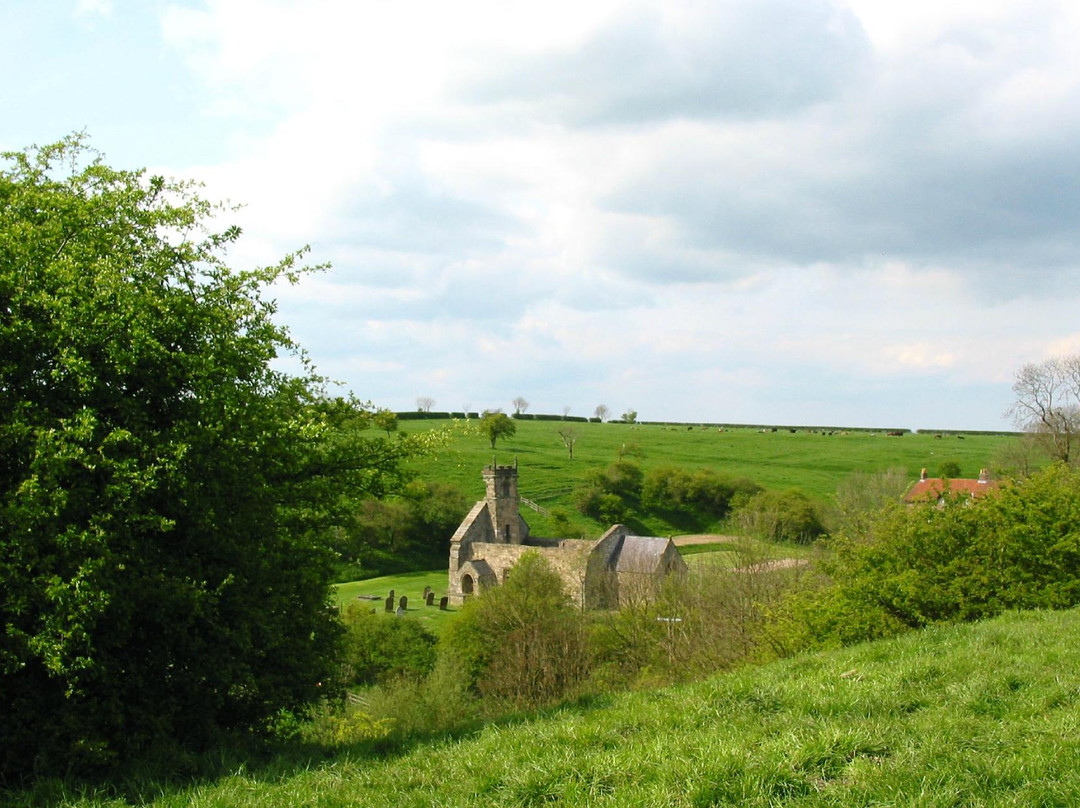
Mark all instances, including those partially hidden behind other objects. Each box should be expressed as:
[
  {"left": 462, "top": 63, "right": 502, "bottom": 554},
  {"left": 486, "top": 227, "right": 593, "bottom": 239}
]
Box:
[{"left": 482, "top": 460, "right": 522, "bottom": 544}]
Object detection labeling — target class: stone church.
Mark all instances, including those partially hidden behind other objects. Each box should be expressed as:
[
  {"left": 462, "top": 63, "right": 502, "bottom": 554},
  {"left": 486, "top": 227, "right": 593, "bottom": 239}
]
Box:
[{"left": 447, "top": 462, "right": 687, "bottom": 607}]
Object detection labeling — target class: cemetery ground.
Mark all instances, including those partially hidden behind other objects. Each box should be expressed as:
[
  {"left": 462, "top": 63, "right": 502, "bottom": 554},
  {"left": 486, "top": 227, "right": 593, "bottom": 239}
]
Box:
[
  {"left": 21, "top": 606, "right": 1080, "bottom": 806},
  {"left": 333, "top": 536, "right": 817, "bottom": 636}
]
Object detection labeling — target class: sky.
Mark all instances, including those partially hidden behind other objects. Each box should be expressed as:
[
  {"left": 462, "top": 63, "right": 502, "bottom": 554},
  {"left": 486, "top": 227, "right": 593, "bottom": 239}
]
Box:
[{"left": 5, "top": 0, "right": 1080, "bottom": 431}]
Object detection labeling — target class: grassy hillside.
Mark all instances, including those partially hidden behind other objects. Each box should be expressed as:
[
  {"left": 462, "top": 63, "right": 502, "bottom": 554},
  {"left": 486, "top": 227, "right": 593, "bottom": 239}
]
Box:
[
  {"left": 335, "top": 570, "right": 459, "bottom": 634},
  {"left": 39, "top": 607, "right": 1080, "bottom": 806},
  {"left": 403, "top": 418, "right": 1018, "bottom": 535}
]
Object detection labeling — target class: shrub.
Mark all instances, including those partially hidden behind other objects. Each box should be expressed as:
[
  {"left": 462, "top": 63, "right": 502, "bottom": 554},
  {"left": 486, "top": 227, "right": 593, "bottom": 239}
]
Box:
[
  {"left": 769, "top": 464, "right": 1080, "bottom": 652},
  {"left": 735, "top": 490, "right": 825, "bottom": 544},
  {"left": 590, "top": 543, "right": 803, "bottom": 687},
  {"left": 0, "top": 137, "right": 422, "bottom": 777},
  {"left": 642, "top": 466, "right": 761, "bottom": 518},
  {"left": 573, "top": 461, "right": 643, "bottom": 522},
  {"left": 442, "top": 552, "right": 590, "bottom": 711},
  {"left": 938, "top": 460, "right": 962, "bottom": 478},
  {"left": 340, "top": 605, "right": 438, "bottom": 687}
]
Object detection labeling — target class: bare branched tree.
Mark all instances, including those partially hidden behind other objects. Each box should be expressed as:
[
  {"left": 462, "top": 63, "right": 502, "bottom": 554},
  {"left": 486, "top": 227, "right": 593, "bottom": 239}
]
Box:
[
  {"left": 512, "top": 396, "right": 529, "bottom": 416},
  {"left": 558, "top": 427, "right": 578, "bottom": 460},
  {"left": 416, "top": 396, "right": 435, "bottom": 413},
  {"left": 1008, "top": 355, "right": 1080, "bottom": 464},
  {"left": 594, "top": 404, "right": 610, "bottom": 423}
]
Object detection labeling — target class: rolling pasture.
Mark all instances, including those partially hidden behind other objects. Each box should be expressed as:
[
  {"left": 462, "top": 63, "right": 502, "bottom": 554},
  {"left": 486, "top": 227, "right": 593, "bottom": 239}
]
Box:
[{"left": 402, "top": 417, "right": 1018, "bottom": 536}]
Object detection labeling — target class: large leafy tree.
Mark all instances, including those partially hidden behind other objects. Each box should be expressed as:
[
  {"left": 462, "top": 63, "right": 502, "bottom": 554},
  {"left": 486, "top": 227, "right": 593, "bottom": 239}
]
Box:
[{"left": 0, "top": 136, "right": 414, "bottom": 776}]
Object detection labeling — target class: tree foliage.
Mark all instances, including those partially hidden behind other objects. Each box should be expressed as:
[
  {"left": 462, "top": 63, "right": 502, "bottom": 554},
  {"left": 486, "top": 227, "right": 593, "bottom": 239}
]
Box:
[
  {"left": 642, "top": 465, "right": 761, "bottom": 519},
  {"left": 0, "top": 137, "right": 419, "bottom": 776},
  {"left": 733, "top": 489, "right": 825, "bottom": 544},
  {"left": 479, "top": 410, "right": 516, "bottom": 449},
  {"left": 770, "top": 464, "right": 1080, "bottom": 653},
  {"left": 331, "top": 480, "right": 467, "bottom": 579},
  {"left": 442, "top": 552, "right": 589, "bottom": 710},
  {"left": 340, "top": 605, "right": 438, "bottom": 687},
  {"left": 574, "top": 461, "right": 644, "bottom": 523},
  {"left": 372, "top": 408, "right": 399, "bottom": 437}
]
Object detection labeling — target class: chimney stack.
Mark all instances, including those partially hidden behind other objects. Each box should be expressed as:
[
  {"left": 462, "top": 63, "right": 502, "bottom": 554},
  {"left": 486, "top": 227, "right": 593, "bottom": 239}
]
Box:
[{"left": 920, "top": 468, "right": 928, "bottom": 481}]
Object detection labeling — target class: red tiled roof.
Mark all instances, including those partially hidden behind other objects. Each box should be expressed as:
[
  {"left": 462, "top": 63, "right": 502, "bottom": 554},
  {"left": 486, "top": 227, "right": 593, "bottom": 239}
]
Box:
[{"left": 904, "top": 477, "right": 1000, "bottom": 503}]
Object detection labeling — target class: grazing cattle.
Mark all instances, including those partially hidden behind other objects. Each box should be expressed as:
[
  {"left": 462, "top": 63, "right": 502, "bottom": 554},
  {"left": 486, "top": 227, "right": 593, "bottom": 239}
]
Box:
[{"left": 887, "top": 431, "right": 904, "bottom": 437}]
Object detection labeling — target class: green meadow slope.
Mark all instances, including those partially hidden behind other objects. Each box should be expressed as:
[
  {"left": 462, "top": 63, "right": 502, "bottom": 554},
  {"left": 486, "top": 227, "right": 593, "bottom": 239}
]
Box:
[
  {"left": 51, "top": 607, "right": 1080, "bottom": 807},
  {"left": 403, "top": 418, "right": 1017, "bottom": 535}
]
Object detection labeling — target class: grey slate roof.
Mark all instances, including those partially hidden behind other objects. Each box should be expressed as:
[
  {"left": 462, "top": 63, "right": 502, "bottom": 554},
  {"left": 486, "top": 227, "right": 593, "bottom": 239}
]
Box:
[{"left": 614, "top": 536, "right": 674, "bottom": 574}]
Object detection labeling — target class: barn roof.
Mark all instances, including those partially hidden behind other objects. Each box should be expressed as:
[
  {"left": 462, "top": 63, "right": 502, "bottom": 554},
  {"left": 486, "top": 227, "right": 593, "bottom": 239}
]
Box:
[{"left": 615, "top": 536, "right": 676, "bottom": 574}]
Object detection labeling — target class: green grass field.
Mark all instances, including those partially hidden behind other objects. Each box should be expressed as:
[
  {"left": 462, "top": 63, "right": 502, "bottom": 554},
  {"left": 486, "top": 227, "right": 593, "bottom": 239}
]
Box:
[
  {"left": 334, "top": 570, "right": 460, "bottom": 634},
  {"left": 38, "top": 607, "right": 1080, "bottom": 806},
  {"left": 403, "top": 418, "right": 1019, "bottom": 537}
]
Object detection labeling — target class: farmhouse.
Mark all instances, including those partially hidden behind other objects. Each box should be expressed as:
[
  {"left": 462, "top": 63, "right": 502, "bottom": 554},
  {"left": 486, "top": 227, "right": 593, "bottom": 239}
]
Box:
[
  {"left": 904, "top": 467, "right": 1000, "bottom": 506},
  {"left": 448, "top": 462, "right": 686, "bottom": 607}
]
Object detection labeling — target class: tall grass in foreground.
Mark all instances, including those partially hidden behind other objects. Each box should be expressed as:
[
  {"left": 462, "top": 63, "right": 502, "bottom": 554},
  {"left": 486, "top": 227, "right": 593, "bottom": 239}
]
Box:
[{"left": 18, "top": 607, "right": 1080, "bottom": 806}]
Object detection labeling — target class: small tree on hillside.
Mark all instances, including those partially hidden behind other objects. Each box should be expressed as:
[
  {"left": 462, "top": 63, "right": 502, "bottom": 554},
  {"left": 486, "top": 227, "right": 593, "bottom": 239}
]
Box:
[
  {"left": 558, "top": 427, "right": 579, "bottom": 460},
  {"left": 417, "top": 396, "right": 435, "bottom": 413},
  {"left": 480, "top": 409, "right": 516, "bottom": 449},
  {"left": 373, "top": 408, "right": 399, "bottom": 437},
  {"left": 595, "top": 404, "right": 610, "bottom": 422},
  {"left": 512, "top": 396, "right": 529, "bottom": 416}
]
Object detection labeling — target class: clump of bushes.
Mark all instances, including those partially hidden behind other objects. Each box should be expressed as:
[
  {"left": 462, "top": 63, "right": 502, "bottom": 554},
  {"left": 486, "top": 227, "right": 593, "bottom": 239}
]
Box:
[
  {"left": 642, "top": 465, "right": 761, "bottom": 518},
  {"left": 734, "top": 489, "right": 826, "bottom": 544},
  {"left": 332, "top": 480, "right": 468, "bottom": 579},
  {"left": 574, "top": 461, "right": 643, "bottom": 523},
  {"left": 443, "top": 552, "right": 591, "bottom": 712},
  {"left": 339, "top": 605, "right": 438, "bottom": 687},
  {"left": 767, "top": 464, "right": 1080, "bottom": 654}
]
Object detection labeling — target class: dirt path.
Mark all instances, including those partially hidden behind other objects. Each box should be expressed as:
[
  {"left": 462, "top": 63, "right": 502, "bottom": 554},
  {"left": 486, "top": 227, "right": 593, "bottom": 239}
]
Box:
[{"left": 672, "top": 534, "right": 742, "bottom": 546}]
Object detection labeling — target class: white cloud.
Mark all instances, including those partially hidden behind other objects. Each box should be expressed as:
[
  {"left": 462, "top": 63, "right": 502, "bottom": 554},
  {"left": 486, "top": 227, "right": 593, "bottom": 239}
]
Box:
[
  {"left": 75, "top": 0, "right": 112, "bottom": 17},
  {"left": 139, "top": 0, "right": 1080, "bottom": 428}
]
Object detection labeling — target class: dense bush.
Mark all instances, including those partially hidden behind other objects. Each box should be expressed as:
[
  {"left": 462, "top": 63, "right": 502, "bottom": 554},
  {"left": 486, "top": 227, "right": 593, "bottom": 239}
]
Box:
[
  {"left": 642, "top": 465, "right": 761, "bottom": 518},
  {"left": 340, "top": 606, "right": 438, "bottom": 687},
  {"left": 768, "top": 464, "right": 1080, "bottom": 653},
  {"left": 332, "top": 480, "right": 468, "bottom": 579},
  {"left": 442, "top": 552, "right": 590, "bottom": 711},
  {"left": 734, "top": 489, "right": 825, "bottom": 544},
  {"left": 573, "top": 461, "right": 643, "bottom": 522},
  {"left": 590, "top": 548, "right": 798, "bottom": 688}
]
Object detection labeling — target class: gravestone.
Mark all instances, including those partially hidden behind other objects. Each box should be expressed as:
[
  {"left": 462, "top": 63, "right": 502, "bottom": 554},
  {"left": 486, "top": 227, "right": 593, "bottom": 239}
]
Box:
[
  {"left": 398, "top": 595, "right": 408, "bottom": 611},
  {"left": 426, "top": 591, "right": 435, "bottom": 607},
  {"left": 384, "top": 594, "right": 393, "bottom": 613},
  {"left": 439, "top": 595, "right": 449, "bottom": 611},
  {"left": 388, "top": 589, "right": 395, "bottom": 601},
  {"left": 395, "top": 606, "right": 405, "bottom": 617}
]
